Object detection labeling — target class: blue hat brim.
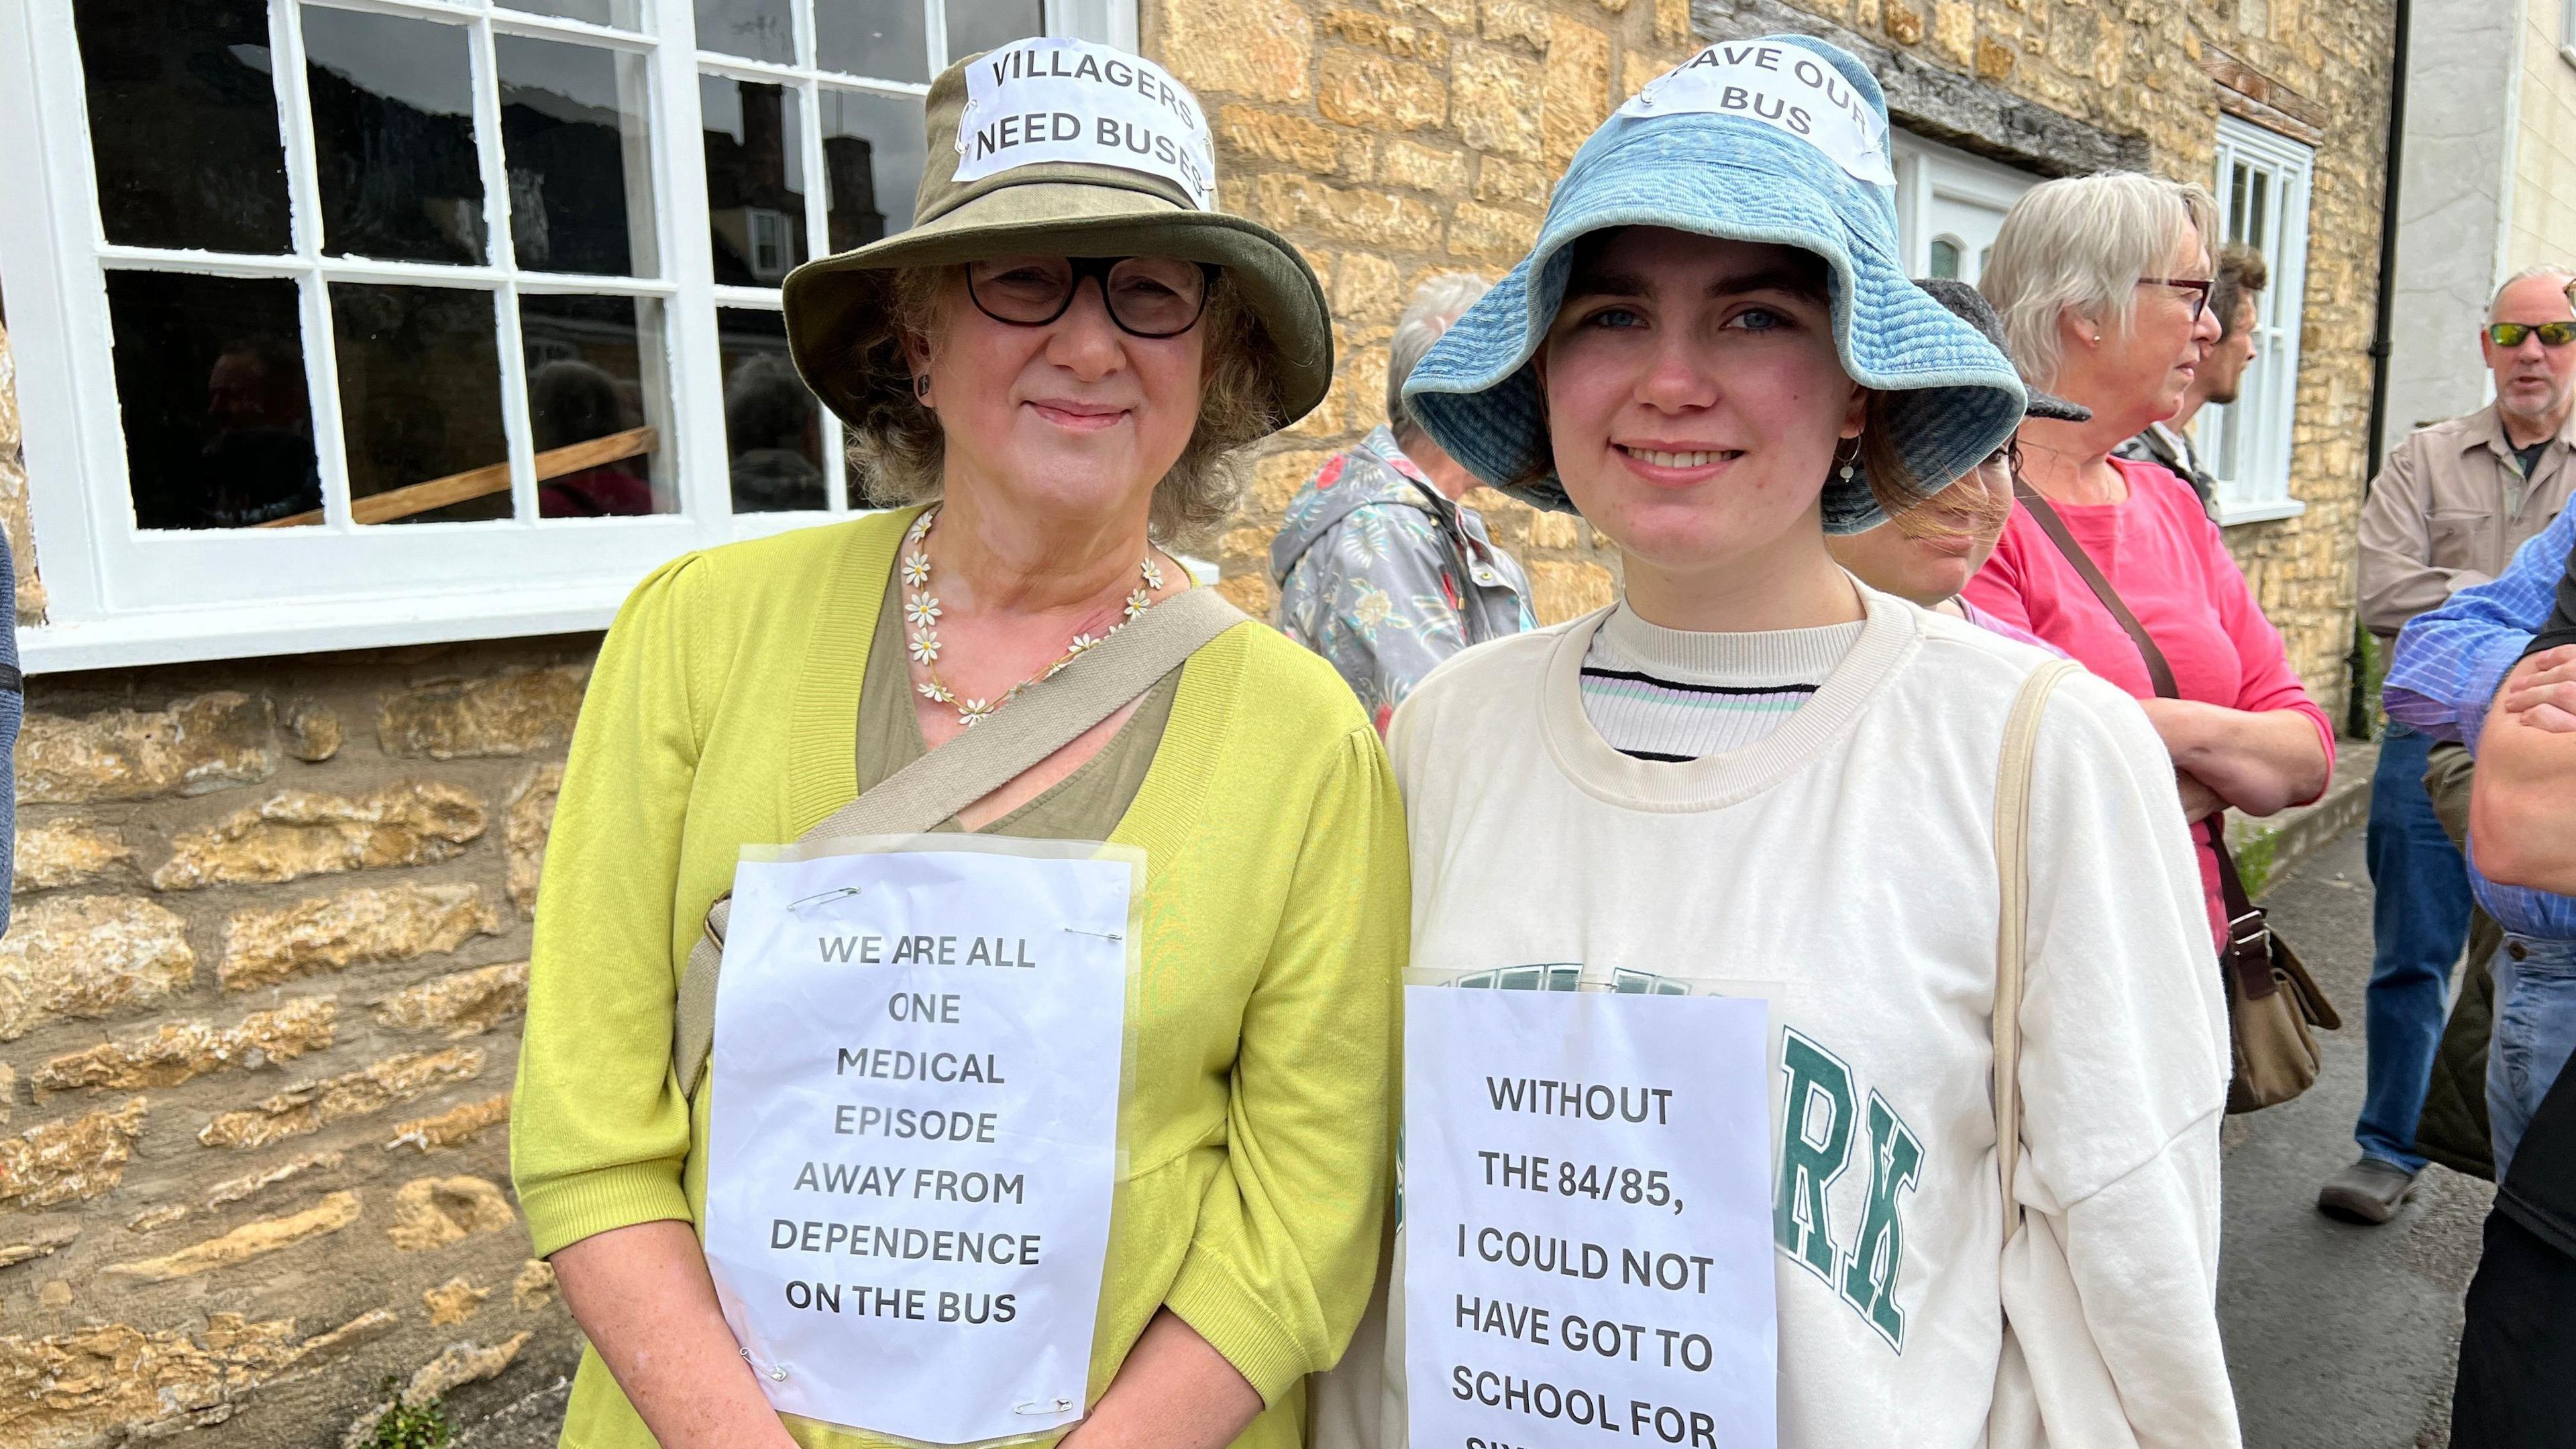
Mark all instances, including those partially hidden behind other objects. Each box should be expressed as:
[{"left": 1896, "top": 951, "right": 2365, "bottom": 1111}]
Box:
[{"left": 1404, "top": 51, "right": 2027, "bottom": 535}]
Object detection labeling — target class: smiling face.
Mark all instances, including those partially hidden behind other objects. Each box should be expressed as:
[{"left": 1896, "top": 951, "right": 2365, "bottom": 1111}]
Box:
[
  {"left": 909, "top": 256, "right": 1208, "bottom": 529},
  {"left": 1537, "top": 228, "right": 1864, "bottom": 580},
  {"left": 1823, "top": 450, "right": 2013, "bottom": 605}
]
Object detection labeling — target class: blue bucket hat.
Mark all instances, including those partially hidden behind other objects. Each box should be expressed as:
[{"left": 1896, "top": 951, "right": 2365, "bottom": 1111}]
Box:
[{"left": 1404, "top": 34, "right": 2028, "bottom": 534}]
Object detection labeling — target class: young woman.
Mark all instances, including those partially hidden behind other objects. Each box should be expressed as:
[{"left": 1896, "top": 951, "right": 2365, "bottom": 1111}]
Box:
[
  {"left": 514, "top": 40, "right": 1403, "bottom": 1449},
  {"left": 1332, "top": 35, "right": 2241, "bottom": 1448}
]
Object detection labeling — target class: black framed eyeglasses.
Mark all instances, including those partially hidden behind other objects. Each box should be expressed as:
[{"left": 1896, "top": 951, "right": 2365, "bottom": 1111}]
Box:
[
  {"left": 2137, "top": 275, "right": 2212, "bottom": 322},
  {"left": 965, "top": 256, "right": 1214, "bottom": 339},
  {"left": 2487, "top": 321, "right": 2576, "bottom": 348}
]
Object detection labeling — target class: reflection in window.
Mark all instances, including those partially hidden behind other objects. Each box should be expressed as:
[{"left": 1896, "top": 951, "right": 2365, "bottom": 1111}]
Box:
[
  {"left": 497, "top": 0, "right": 642, "bottom": 33},
  {"left": 822, "top": 86, "right": 927, "bottom": 250},
  {"left": 703, "top": 76, "right": 810, "bottom": 286},
  {"left": 698, "top": 0, "right": 795, "bottom": 63},
  {"left": 944, "top": 0, "right": 1045, "bottom": 62},
  {"left": 520, "top": 294, "right": 676, "bottom": 517},
  {"left": 105, "top": 271, "right": 321, "bottom": 531},
  {"left": 303, "top": 7, "right": 486, "bottom": 266},
  {"left": 818, "top": 0, "right": 928, "bottom": 83},
  {"left": 331, "top": 284, "right": 512, "bottom": 525},
  {"left": 497, "top": 37, "right": 658, "bottom": 278},
  {"left": 720, "top": 309, "right": 825, "bottom": 512},
  {"left": 72, "top": 0, "right": 292, "bottom": 253}
]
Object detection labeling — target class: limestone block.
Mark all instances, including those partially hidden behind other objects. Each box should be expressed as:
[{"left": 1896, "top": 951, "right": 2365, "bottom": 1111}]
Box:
[
  {"left": 1527, "top": 559, "right": 1616, "bottom": 623},
  {"left": 197, "top": 1046, "right": 485, "bottom": 1150},
  {"left": 0, "top": 451, "right": 38, "bottom": 626},
  {"left": 1252, "top": 175, "right": 1444, "bottom": 250},
  {"left": 1476, "top": 154, "right": 1551, "bottom": 207},
  {"left": 219, "top": 881, "right": 502, "bottom": 990},
  {"left": 17, "top": 693, "right": 278, "bottom": 804},
  {"left": 1479, "top": 0, "right": 1549, "bottom": 51},
  {"left": 1318, "top": 49, "right": 1448, "bottom": 133},
  {"left": 1527, "top": 511, "right": 1582, "bottom": 549},
  {"left": 1252, "top": 448, "right": 1338, "bottom": 517},
  {"left": 386, "top": 1174, "right": 517, "bottom": 1252},
  {"left": 1654, "top": 0, "right": 1691, "bottom": 48},
  {"left": 1217, "top": 106, "right": 1369, "bottom": 179},
  {"left": 505, "top": 765, "right": 561, "bottom": 916},
  {"left": 283, "top": 699, "right": 344, "bottom": 762},
  {"left": 127, "top": 1204, "right": 189, "bottom": 1233},
  {"left": 1541, "top": 16, "right": 1612, "bottom": 169},
  {"left": 512, "top": 1258, "right": 558, "bottom": 1311},
  {"left": 0, "top": 1220, "right": 78, "bottom": 1268},
  {"left": 1884, "top": 1, "right": 1925, "bottom": 46},
  {"left": 0, "top": 1098, "right": 148, "bottom": 1209},
  {"left": 1448, "top": 200, "right": 1542, "bottom": 262},
  {"left": 1931, "top": 0, "right": 1975, "bottom": 63},
  {"left": 32, "top": 997, "right": 336, "bottom": 1093},
  {"left": 1385, "top": 0, "right": 1473, "bottom": 28},
  {"left": 0, "top": 896, "right": 195, "bottom": 1041},
  {"left": 206, "top": 1148, "right": 346, "bottom": 1210},
  {"left": 1322, "top": 5, "right": 1447, "bottom": 60},
  {"left": 1216, "top": 572, "right": 1277, "bottom": 621},
  {"left": 376, "top": 664, "right": 587, "bottom": 760},
  {"left": 1451, "top": 44, "right": 1545, "bottom": 162},
  {"left": 375, "top": 960, "right": 530, "bottom": 1037},
  {"left": 13, "top": 817, "right": 136, "bottom": 893},
  {"left": 387, "top": 1093, "right": 511, "bottom": 1152},
  {"left": 1332, "top": 252, "right": 1407, "bottom": 337},
  {"left": 1155, "top": 0, "right": 1312, "bottom": 103},
  {"left": 425, "top": 1275, "right": 490, "bottom": 1326},
  {"left": 1379, "top": 138, "right": 1470, "bottom": 195},
  {"left": 102, "top": 1191, "right": 362, "bottom": 1281},
  {"left": 1348, "top": 349, "right": 1391, "bottom": 434},
  {"left": 0, "top": 1313, "right": 317, "bottom": 1445},
  {"left": 154, "top": 780, "right": 487, "bottom": 891},
  {"left": 1977, "top": 36, "right": 2016, "bottom": 79},
  {"left": 0, "top": 1063, "right": 11, "bottom": 1123},
  {"left": 0, "top": 320, "right": 16, "bottom": 453}
]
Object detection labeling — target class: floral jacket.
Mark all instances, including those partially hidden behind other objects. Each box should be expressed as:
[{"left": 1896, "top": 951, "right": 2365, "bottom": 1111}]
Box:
[{"left": 1268, "top": 426, "right": 1536, "bottom": 731}]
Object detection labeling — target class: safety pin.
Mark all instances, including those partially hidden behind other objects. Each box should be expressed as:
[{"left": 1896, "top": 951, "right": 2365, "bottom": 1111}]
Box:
[
  {"left": 1061, "top": 926, "right": 1124, "bottom": 942},
  {"left": 739, "top": 1347, "right": 789, "bottom": 1382},
  {"left": 1014, "top": 1397, "right": 1079, "bottom": 1416},
  {"left": 789, "top": 885, "right": 864, "bottom": 914}
]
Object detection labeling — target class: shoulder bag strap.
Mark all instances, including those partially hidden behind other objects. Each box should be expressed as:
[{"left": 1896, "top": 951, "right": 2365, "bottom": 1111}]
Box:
[
  {"left": 1993, "top": 657, "right": 2080, "bottom": 1246},
  {"left": 2012, "top": 482, "right": 2180, "bottom": 700},
  {"left": 670, "top": 584, "right": 1249, "bottom": 1088}
]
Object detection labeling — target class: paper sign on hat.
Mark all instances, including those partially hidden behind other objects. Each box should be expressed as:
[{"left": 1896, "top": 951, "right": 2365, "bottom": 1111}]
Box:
[
  {"left": 1621, "top": 39, "right": 1898, "bottom": 187},
  {"left": 952, "top": 38, "right": 1219, "bottom": 211}
]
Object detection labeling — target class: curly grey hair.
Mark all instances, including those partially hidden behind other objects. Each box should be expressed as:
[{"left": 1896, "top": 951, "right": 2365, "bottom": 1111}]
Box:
[{"left": 845, "top": 265, "right": 1281, "bottom": 548}]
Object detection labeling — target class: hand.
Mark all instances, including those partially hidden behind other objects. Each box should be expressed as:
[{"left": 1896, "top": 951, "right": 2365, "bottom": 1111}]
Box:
[
  {"left": 2497, "top": 644, "right": 2576, "bottom": 733},
  {"left": 2176, "top": 771, "right": 2226, "bottom": 823}
]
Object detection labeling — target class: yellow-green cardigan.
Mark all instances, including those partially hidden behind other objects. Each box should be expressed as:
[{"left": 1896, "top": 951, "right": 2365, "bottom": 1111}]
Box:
[{"left": 510, "top": 508, "right": 1405, "bottom": 1449}]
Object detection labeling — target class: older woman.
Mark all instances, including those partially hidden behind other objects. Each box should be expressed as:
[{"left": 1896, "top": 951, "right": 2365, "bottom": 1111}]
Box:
[
  {"left": 1968, "top": 173, "right": 2334, "bottom": 959},
  {"left": 512, "top": 39, "right": 1403, "bottom": 1449}
]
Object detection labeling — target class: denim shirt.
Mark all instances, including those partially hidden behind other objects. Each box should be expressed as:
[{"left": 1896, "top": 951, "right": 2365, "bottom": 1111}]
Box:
[{"left": 1267, "top": 427, "right": 1536, "bottom": 730}]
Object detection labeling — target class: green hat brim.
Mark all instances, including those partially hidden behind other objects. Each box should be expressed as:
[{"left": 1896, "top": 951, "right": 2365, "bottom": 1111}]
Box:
[{"left": 782, "top": 174, "right": 1333, "bottom": 433}]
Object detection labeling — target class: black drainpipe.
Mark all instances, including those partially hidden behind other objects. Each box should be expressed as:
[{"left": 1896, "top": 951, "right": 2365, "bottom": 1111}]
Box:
[{"left": 2353, "top": 0, "right": 2412, "bottom": 739}]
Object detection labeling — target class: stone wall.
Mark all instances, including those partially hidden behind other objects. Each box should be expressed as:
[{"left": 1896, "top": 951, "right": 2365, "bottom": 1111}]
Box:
[{"left": 1, "top": 644, "right": 583, "bottom": 1446}]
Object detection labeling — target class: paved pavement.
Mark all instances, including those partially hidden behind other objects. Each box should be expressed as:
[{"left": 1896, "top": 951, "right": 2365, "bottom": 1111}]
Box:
[{"left": 2220, "top": 824, "right": 2491, "bottom": 1449}]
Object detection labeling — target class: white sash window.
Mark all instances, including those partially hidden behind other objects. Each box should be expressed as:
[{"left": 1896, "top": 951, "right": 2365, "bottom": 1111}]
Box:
[
  {"left": 2200, "top": 114, "right": 2313, "bottom": 527},
  {"left": 0, "top": 0, "right": 1132, "bottom": 672}
]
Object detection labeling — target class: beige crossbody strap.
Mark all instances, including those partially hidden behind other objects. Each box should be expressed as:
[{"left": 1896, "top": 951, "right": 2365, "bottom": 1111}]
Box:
[
  {"left": 1992, "top": 659, "right": 2079, "bottom": 1243},
  {"left": 669, "top": 585, "right": 1248, "bottom": 1090}
]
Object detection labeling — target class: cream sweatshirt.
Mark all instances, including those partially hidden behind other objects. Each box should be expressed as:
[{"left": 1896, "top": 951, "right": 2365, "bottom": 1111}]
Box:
[{"left": 1319, "top": 587, "right": 2239, "bottom": 1449}]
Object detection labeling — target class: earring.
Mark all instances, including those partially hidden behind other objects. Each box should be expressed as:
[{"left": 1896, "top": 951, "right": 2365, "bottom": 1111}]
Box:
[
  {"left": 913, "top": 374, "right": 932, "bottom": 403},
  {"left": 1833, "top": 435, "right": 1861, "bottom": 484}
]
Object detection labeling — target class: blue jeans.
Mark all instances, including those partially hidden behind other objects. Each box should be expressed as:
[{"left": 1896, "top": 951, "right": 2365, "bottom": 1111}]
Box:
[
  {"left": 2487, "top": 936, "right": 2576, "bottom": 1180},
  {"left": 2356, "top": 722, "right": 2476, "bottom": 1171}
]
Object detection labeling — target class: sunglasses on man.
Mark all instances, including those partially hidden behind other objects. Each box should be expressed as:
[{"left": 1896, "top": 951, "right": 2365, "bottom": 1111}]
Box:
[{"left": 2486, "top": 321, "right": 2576, "bottom": 348}]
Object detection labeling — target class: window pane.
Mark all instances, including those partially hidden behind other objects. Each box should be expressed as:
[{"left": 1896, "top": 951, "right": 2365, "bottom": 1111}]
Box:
[
  {"left": 720, "top": 309, "right": 825, "bottom": 511},
  {"left": 2228, "top": 161, "right": 2251, "bottom": 245},
  {"left": 698, "top": 0, "right": 796, "bottom": 63},
  {"left": 818, "top": 0, "right": 928, "bottom": 83},
  {"left": 703, "top": 76, "right": 810, "bottom": 286},
  {"left": 304, "top": 7, "right": 486, "bottom": 265},
  {"left": 497, "top": 37, "right": 658, "bottom": 277},
  {"left": 332, "top": 283, "right": 512, "bottom": 525},
  {"left": 498, "top": 0, "right": 641, "bottom": 32},
  {"left": 943, "top": 0, "right": 1044, "bottom": 62},
  {"left": 822, "top": 85, "right": 928, "bottom": 251},
  {"left": 2247, "top": 172, "right": 2271, "bottom": 253},
  {"left": 1927, "top": 238, "right": 1960, "bottom": 282},
  {"left": 105, "top": 270, "right": 321, "bottom": 531},
  {"left": 520, "top": 293, "right": 676, "bottom": 517},
  {"left": 73, "top": 0, "right": 292, "bottom": 252}
]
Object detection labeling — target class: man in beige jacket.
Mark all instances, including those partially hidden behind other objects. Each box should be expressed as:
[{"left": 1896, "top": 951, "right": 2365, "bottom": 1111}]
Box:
[{"left": 2331, "top": 266, "right": 2576, "bottom": 1223}]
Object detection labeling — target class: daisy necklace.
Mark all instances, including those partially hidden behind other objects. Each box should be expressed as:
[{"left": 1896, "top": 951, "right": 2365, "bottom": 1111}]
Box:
[{"left": 900, "top": 506, "right": 1167, "bottom": 727}]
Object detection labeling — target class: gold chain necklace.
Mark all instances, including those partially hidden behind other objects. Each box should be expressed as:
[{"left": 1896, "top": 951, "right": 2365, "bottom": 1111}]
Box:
[{"left": 900, "top": 506, "right": 1165, "bottom": 727}]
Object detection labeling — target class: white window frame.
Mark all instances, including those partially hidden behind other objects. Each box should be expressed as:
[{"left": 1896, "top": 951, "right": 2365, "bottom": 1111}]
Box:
[
  {"left": 1888, "top": 130, "right": 2036, "bottom": 286},
  {"left": 0, "top": 0, "right": 1130, "bottom": 674},
  {"left": 2200, "top": 113, "right": 2313, "bottom": 527}
]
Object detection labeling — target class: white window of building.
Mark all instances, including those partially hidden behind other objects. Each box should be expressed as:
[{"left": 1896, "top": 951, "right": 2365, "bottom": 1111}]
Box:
[
  {"left": 2199, "top": 113, "right": 2314, "bottom": 525},
  {"left": 0, "top": 0, "right": 1131, "bottom": 671},
  {"left": 1888, "top": 131, "right": 2037, "bottom": 290}
]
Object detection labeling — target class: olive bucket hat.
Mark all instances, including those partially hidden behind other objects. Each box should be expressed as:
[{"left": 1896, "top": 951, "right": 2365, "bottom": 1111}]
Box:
[
  {"left": 782, "top": 38, "right": 1332, "bottom": 431},
  {"left": 1402, "top": 34, "right": 2029, "bottom": 533}
]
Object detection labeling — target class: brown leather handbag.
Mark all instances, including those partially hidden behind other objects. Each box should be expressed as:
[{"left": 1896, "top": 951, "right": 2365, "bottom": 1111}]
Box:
[{"left": 2015, "top": 484, "right": 2341, "bottom": 1113}]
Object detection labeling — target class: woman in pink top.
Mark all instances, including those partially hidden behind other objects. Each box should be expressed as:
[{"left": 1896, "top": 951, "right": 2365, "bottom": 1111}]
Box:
[{"left": 1968, "top": 172, "right": 2334, "bottom": 951}]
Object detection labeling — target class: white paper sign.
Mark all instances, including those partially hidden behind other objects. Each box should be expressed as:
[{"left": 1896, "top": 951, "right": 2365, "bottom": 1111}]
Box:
[
  {"left": 1621, "top": 41, "right": 1896, "bottom": 188},
  {"left": 1404, "top": 987, "right": 1777, "bottom": 1449},
  {"left": 702, "top": 839, "right": 1138, "bottom": 1444},
  {"left": 953, "top": 38, "right": 1217, "bottom": 210}
]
